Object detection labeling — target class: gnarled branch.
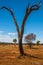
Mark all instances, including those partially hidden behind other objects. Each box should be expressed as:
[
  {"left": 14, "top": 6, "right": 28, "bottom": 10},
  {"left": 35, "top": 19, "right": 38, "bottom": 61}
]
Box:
[
  {"left": 30, "top": 1, "right": 41, "bottom": 10},
  {"left": 21, "top": 1, "right": 41, "bottom": 38},
  {"left": 0, "top": 6, "right": 20, "bottom": 36}
]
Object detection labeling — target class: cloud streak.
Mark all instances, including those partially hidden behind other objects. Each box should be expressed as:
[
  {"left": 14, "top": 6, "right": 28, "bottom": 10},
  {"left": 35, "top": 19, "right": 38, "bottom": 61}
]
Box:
[
  {"left": 0, "top": 31, "right": 18, "bottom": 43},
  {"left": 0, "top": 31, "right": 27, "bottom": 43},
  {"left": 8, "top": 32, "right": 17, "bottom": 36}
]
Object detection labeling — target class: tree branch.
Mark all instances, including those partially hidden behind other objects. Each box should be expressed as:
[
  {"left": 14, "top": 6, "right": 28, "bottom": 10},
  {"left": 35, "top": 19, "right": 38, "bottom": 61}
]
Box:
[
  {"left": 30, "top": 1, "right": 41, "bottom": 10},
  {"left": 21, "top": 2, "right": 41, "bottom": 38},
  {"left": 0, "top": 6, "right": 20, "bottom": 36}
]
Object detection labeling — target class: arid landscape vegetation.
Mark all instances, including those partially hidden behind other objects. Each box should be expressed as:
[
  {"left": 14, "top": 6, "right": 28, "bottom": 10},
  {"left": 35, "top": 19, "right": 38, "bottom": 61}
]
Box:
[
  {"left": 0, "top": 44, "right": 43, "bottom": 65},
  {"left": 0, "top": 0, "right": 43, "bottom": 65}
]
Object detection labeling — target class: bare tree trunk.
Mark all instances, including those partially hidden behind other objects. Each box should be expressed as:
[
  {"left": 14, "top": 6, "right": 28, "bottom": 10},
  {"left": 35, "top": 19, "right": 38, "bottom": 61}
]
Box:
[
  {"left": 0, "top": 2, "right": 41, "bottom": 56},
  {"left": 18, "top": 35, "right": 24, "bottom": 56}
]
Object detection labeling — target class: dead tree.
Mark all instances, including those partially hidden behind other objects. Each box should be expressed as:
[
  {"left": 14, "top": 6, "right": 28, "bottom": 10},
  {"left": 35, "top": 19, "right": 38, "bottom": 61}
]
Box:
[{"left": 0, "top": 2, "right": 41, "bottom": 56}]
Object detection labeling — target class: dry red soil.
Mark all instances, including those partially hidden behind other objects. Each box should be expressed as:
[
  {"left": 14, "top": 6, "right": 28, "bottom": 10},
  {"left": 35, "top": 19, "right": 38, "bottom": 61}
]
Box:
[{"left": 0, "top": 44, "right": 43, "bottom": 65}]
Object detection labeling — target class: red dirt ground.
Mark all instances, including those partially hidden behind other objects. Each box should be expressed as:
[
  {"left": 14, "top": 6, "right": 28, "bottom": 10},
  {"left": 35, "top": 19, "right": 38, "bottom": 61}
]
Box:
[{"left": 0, "top": 44, "right": 43, "bottom": 65}]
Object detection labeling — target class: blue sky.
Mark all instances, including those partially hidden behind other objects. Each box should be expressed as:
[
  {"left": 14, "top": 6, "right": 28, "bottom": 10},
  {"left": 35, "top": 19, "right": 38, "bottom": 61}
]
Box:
[{"left": 0, "top": 0, "right": 43, "bottom": 43}]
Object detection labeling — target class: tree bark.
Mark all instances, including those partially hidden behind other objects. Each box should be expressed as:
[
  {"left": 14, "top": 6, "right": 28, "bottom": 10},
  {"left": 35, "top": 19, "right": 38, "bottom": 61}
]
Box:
[{"left": 18, "top": 35, "right": 24, "bottom": 56}]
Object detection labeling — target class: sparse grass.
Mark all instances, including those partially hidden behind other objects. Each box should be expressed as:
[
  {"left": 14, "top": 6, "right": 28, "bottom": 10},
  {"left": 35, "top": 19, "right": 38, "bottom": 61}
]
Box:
[{"left": 0, "top": 44, "right": 43, "bottom": 65}]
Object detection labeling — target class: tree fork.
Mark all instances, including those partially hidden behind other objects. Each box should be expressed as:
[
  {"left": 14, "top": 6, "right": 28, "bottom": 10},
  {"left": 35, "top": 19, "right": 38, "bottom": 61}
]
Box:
[{"left": 0, "top": 2, "right": 41, "bottom": 56}]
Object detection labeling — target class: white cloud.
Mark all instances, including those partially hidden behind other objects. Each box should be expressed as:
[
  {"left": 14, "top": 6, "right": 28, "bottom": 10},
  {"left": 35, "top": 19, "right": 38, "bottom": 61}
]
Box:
[
  {"left": 8, "top": 32, "right": 17, "bottom": 36},
  {"left": 23, "top": 34, "right": 27, "bottom": 37},
  {"left": 0, "top": 31, "right": 27, "bottom": 43},
  {"left": 0, "top": 31, "right": 18, "bottom": 43},
  {"left": 0, "top": 34, "right": 13, "bottom": 43}
]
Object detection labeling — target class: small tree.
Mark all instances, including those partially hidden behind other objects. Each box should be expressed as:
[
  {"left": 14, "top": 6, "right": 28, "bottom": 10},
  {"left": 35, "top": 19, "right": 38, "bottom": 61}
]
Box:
[
  {"left": 36, "top": 40, "right": 40, "bottom": 45},
  {"left": 13, "top": 39, "right": 17, "bottom": 44},
  {"left": 25, "top": 33, "right": 36, "bottom": 49}
]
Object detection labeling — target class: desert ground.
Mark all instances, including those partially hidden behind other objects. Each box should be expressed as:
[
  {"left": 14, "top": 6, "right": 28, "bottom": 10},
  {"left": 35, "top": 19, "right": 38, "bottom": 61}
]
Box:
[{"left": 0, "top": 44, "right": 43, "bottom": 65}]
